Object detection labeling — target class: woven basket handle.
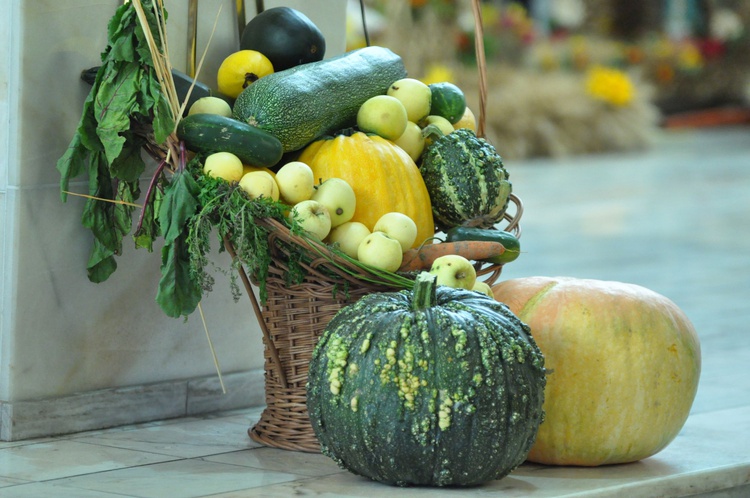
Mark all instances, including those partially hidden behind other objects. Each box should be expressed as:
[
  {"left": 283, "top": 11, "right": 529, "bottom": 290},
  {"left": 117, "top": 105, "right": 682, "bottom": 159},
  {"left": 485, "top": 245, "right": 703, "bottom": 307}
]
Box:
[
  {"left": 470, "top": 0, "right": 488, "bottom": 138},
  {"left": 223, "top": 236, "right": 289, "bottom": 388}
]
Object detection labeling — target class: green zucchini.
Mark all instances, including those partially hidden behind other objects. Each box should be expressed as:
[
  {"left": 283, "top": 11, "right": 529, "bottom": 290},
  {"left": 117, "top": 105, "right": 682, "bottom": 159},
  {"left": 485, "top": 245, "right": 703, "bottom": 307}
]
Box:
[
  {"left": 445, "top": 226, "right": 521, "bottom": 264},
  {"left": 176, "top": 114, "right": 283, "bottom": 168},
  {"left": 233, "top": 46, "right": 407, "bottom": 152}
]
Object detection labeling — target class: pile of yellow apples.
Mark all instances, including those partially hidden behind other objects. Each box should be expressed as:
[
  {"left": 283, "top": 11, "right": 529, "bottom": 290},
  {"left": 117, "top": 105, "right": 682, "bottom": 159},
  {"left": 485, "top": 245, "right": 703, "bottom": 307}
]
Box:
[{"left": 202, "top": 153, "right": 419, "bottom": 273}]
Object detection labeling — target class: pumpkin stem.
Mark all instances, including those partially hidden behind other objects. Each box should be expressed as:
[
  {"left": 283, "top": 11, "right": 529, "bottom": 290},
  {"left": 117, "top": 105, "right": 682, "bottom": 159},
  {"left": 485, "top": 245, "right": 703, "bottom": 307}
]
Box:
[
  {"left": 420, "top": 123, "right": 446, "bottom": 141},
  {"left": 412, "top": 272, "right": 438, "bottom": 311}
]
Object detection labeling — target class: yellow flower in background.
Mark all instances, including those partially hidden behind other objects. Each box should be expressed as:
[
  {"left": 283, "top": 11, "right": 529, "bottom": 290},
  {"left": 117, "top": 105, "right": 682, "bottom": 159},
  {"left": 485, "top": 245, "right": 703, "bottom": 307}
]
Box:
[
  {"left": 585, "top": 66, "right": 635, "bottom": 106},
  {"left": 421, "top": 64, "right": 455, "bottom": 85},
  {"left": 678, "top": 43, "right": 703, "bottom": 70}
]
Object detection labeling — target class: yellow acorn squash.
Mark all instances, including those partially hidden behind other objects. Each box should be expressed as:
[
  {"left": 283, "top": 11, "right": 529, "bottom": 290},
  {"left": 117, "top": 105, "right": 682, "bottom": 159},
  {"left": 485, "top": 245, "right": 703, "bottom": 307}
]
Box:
[{"left": 298, "top": 132, "right": 434, "bottom": 249}]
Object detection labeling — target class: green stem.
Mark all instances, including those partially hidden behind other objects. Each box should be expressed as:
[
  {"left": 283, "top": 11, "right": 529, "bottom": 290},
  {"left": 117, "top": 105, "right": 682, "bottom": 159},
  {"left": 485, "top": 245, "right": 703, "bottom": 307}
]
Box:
[{"left": 412, "top": 271, "right": 437, "bottom": 311}]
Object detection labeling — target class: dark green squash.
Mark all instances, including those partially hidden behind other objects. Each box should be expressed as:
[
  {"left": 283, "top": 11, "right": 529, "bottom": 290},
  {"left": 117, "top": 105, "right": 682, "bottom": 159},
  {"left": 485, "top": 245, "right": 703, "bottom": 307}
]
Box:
[
  {"left": 307, "top": 272, "right": 546, "bottom": 487},
  {"left": 419, "top": 128, "right": 512, "bottom": 231},
  {"left": 233, "top": 46, "right": 407, "bottom": 152},
  {"left": 240, "top": 7, "right": 325, "bottom": 72}
]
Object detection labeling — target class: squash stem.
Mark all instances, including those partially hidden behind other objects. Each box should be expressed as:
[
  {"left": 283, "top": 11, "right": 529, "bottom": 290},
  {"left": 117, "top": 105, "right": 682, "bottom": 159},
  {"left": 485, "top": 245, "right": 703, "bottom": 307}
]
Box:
[{"left": 412, "top": 271, "right": 438, "bottom": 311}]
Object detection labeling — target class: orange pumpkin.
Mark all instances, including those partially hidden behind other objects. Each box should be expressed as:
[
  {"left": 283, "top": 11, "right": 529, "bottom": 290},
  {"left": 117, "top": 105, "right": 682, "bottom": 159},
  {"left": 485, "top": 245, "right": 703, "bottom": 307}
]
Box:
[
  {"left": 492, "top": 276, "right": 701, "bottom": 466},
  {"left": 298, "top": 132, "right": 435, "bottom": 249}
]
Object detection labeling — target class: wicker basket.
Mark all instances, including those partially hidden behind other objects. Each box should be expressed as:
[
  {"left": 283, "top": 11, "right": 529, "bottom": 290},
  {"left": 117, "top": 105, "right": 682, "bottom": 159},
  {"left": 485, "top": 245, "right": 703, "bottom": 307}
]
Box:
[
  {"left": 230, "top": 193, "right": 522, "bottom": 452},
  {"left": 221, "top": 0, "right": 520, "bottom": 453}
]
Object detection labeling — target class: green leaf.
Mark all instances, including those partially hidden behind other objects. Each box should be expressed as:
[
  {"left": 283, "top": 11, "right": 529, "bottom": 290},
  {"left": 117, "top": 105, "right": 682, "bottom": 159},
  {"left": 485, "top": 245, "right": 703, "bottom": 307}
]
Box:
[
  {"left": 94, "top": 61, "right": 140, "bottom": 164},
  {"left": 156, "top": 233, "right": 202, "bottom": 318},
  {"left": 159, "top": 170, "right": 199, "bottom": 245},
  {"left": 56, "top": 134, "right": 88, "bottom": 201},
  {"left": 87, "top": 238, "right": 118, "bottom": 283},
  {"left": 148, "top": 73, "right": 175, "bottom": 144},
  {"left": 133, "top": 185, "right": 163, "bottom": 252},
  {"left": 109, "top": 134, "right": 146, "bottom": 182}
]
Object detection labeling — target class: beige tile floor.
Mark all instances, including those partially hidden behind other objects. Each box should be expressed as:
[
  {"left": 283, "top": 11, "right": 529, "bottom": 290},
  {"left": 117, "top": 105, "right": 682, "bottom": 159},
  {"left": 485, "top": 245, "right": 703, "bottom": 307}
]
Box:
[{"left": 1, "top": 126, "right": 749, "bottom": 497}]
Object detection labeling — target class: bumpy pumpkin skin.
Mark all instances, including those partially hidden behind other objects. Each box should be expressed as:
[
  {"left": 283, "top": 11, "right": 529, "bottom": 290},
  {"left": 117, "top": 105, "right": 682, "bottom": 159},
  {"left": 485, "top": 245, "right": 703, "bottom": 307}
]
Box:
[
  {"left": 298, "top": 132, "right": 435, "bottom": 249},
  {"left": 307, "top": 276, "right": 546, "bottom": 487},
  {"left": 491, "top": 276, "right": 701, "bottom": 466}
]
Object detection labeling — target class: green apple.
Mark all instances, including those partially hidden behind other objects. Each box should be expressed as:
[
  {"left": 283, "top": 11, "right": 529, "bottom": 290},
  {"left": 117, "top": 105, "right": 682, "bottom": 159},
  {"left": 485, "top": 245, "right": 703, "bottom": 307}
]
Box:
[
  {"left": 188, "top": 96, "right": 232, "bottom": 117},
  {"left": 239, "top": 170, "right": 278, "bottom": 201},
  {"left": 275, "top": 161, "right": 315, "bottom": 204},
  {"left": 203, "top": 152, "right": 244, "bottom": 182},
  {"left": 290, "top": 199, "right": 332, "bottom": 240},
  {"left": 357, "top": 231, "right": 403, "bottom": 272},
  {"left": 327, "top": 221, "right": 371, "bottom": 259},
  {"left": 356, "top": 95, "right": 408, "bottom": 141},
  {"left": 472, "top": 280, "right": 494, "bottom": 298},
  {"left": 311, "top": 178, "right": 357, "bottom": 228},
  {"left": 394, "top": 121, "right": 426, "bottom": 162},
  {"left": 429, "top": 254, "right": 477, "bottom": 290},
  {"left": 373, "top": 212, "right": 418, "bottom": 252},
  {"left": 387, "top": 78, "right": 432, "bottom": 123}
]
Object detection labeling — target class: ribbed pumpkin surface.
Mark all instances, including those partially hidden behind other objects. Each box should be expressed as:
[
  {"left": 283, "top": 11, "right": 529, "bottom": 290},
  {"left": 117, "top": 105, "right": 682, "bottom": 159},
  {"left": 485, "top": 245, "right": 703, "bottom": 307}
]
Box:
[
  {"left": 492, "top": 277, "right": 702, "bottom": 466},
  {"left": 298, "top": 132, "right": 435, "bottom": 249},
  {"left": 307, "top": 274, "right": 546, "bottom": 487},
  {"left": 420, "top": 128, "right": 512, "bottom": 230}
]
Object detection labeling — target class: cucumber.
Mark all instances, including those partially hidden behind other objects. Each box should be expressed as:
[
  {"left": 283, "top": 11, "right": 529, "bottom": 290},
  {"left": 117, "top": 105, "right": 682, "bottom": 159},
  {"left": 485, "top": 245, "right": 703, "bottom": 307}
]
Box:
[
  {"left": 176, "top": 114, "right": 283, "bottom": 168},
  {"left": 444, "top": 226, "right": 521, "bottom": 264},
  {"left": 233, "top": 46, "right": 407, "bottom": 152}
]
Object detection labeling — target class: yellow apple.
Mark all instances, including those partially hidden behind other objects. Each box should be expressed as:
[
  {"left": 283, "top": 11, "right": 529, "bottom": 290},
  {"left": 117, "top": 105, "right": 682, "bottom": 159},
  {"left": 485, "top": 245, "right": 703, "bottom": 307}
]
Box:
[
  {"left": 373, "top": 212, "right": 418, "bottom": 252},
  {"left": 472, "top": 280, "right": 493, "bottom": 297},
  {"left": 429, "top": 254, "right": 477, "bottom": 290},
  {"left": 394, "top": 121, "right": 426, "bottom": 162},
  {"left": 239, "top": 170, "right": 278, "bottom": 201},
  {"left": 356, "top": 95, "right": 408, "bottom": 141},
  {"left": 203, "top": 152, "right": 244, "bottom": 182},
  {"left": 290, "top": 199, "right": 332, "bottom": 240},
  {"left": 387, "top": 78, "right": 432, "bottom": 123},
  {"left": 327, "top": 221, "right": 371, "bottom": 259},
  {"left": 357, "top": 232, "right": 403, "bottom": 272},
  {"left": 311, "top": 178, "right": 356, "bottom": 228},
  {"left": 188, "top": 96, "right": 232, "bottom": 117},
  {"left": 275, "top": 161, "right": 315, "bottom": 204}
]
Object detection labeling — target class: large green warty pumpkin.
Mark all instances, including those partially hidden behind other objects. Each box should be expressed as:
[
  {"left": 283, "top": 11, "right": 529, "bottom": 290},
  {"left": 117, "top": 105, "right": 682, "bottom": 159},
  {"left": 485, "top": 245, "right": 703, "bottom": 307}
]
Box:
[{"left": 306, "top": 273, "right": 546, "bottom": 487}]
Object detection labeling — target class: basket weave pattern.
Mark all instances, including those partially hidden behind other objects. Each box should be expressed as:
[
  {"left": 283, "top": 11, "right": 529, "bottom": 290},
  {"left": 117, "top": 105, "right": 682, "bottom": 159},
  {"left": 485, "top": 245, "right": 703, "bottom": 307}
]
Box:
[{"left": 241, "top": 196, "right": 522, "bottom": 453}]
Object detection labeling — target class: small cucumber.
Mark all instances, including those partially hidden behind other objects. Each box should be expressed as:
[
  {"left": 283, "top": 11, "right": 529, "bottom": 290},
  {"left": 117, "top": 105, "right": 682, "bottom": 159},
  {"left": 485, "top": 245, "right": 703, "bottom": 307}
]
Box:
[
  {"left": 444, "top": 226, "right": 521, "bottom": 264},
  {"left": 177, "top": 114, "right": 283, "bottom": 168}
]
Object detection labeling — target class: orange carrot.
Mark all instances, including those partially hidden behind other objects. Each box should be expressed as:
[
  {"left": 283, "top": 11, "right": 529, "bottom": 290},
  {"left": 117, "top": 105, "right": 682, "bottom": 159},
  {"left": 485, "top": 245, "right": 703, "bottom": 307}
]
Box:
[{"left": 398, "top": 241, "right": 506, "bottom": 272}]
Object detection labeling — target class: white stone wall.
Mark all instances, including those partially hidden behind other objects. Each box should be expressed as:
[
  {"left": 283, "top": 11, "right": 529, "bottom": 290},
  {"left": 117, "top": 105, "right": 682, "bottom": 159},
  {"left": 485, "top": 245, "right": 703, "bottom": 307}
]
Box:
[{"left": 0, "top": 0, "right": 346, "bottom": 436}]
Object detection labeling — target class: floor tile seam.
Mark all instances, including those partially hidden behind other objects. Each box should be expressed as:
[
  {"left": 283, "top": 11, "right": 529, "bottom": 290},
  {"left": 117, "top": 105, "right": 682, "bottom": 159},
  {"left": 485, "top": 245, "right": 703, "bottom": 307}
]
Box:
[
  {"left": 1, "top": 478, "right": 143, "bottom": 498},
  {"left": 18, "top": 455, "right": 188, "bottom": 489},
  {"left": 194, "top": 471, "right": 345, "bottom": 497},
  {"left": 70, "top": 437, "right": 217, "bottom": 460},
  {"left": 194, "top": 453, "right": 349, "bottom": 479}
]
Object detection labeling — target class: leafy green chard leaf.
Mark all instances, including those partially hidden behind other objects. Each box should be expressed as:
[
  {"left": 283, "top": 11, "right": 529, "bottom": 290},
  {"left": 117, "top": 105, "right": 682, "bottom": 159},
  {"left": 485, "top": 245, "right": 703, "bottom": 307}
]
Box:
[
  {"left": 159, "top": 169, "right": 199, "bottom": 245},
  {"left": 157, "top": 232, "right": 202, "bottom": 318},
  {"left": 133, "top": 184, "right": 164, "bottom": 252},
  {"left": 87, "top": 239, "right": 118, "bottom": 283},
  {"left": 156, "top": 168, "right": 202, "bottom": 317},
  {"left": 109, "top": 133, "right": 146, "bottom": 182},
  {"left": 56, "top": 0, "right": 174, "bottom": 287},
  {"left": 94, "top": 61, "right": 140, "bottom": 165}
]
